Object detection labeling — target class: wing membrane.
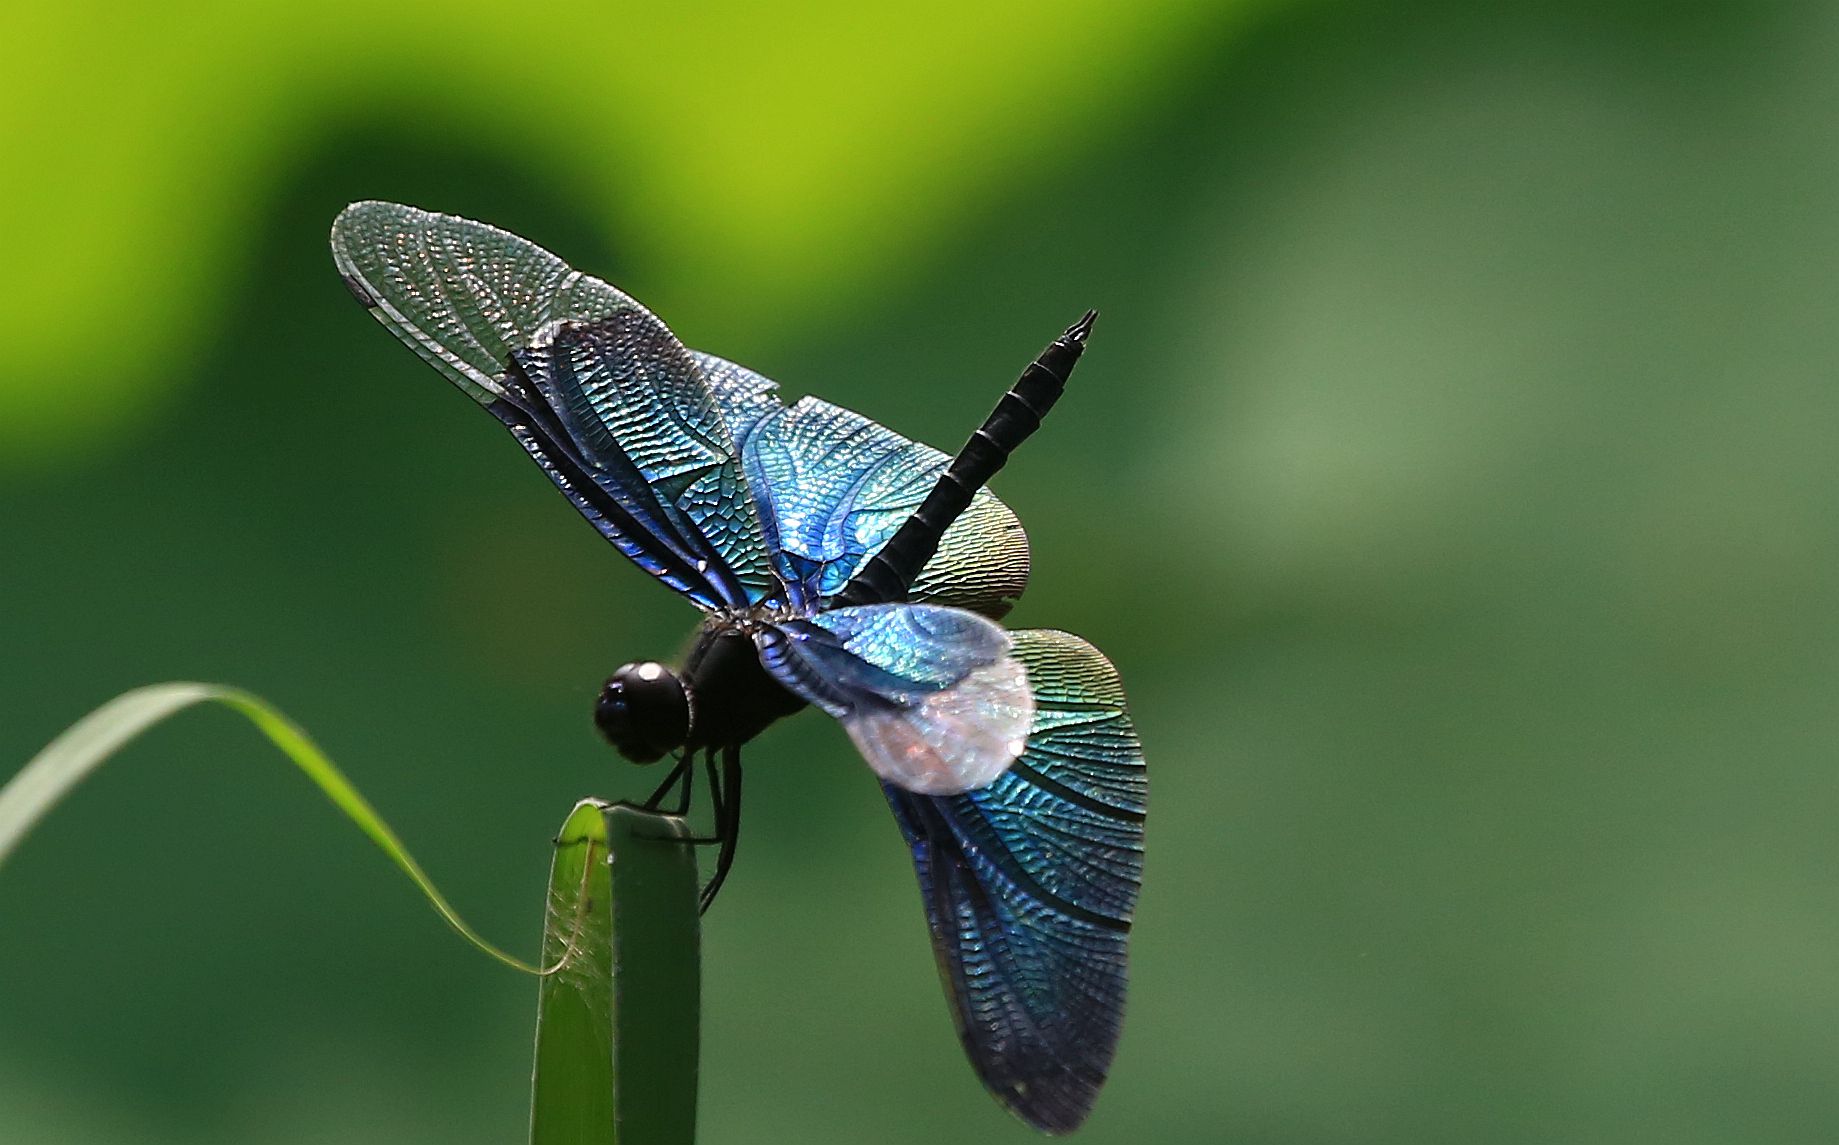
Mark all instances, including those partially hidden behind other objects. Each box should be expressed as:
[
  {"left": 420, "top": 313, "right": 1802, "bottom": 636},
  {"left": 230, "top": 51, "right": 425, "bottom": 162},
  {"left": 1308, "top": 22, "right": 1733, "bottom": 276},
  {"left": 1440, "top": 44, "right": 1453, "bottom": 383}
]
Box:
[
  {"left": 691, "top": 350, "right": 784, "bottom": 444},
  {"left": 882, "top": 629, "right": 1145, "bottom": 1133},
  {"left": 331, "top": 201, "right": 639, "bottom": 403},
  {"left": 330, "top": 202, "right": 775, "bottom": 609},
  {"left": 742, "top": 397, "right": 1029, "bottom": 616},
  {"left": 510, "top": 316, "right": 777, "bottom": 605},
  {"left": 757, "top": 603, "right": 1032, "bottom": 794}
]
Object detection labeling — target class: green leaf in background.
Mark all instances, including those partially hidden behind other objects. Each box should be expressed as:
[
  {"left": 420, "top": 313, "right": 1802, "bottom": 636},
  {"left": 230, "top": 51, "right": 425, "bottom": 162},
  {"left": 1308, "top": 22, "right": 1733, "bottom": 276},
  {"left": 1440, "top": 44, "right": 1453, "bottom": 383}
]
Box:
[
  {"left": 532, "top": 801, "right": 700, "bottom": 1145},
  {"left": 0, "top": 0, "right": 1281, "bottom": 463}
]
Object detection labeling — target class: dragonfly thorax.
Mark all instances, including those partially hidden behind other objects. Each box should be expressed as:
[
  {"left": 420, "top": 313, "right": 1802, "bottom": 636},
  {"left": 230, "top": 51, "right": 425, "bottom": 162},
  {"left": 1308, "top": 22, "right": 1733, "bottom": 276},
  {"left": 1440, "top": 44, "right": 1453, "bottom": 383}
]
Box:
[{"left": 594, "top": 661, "right": 690, "bottom": 764}]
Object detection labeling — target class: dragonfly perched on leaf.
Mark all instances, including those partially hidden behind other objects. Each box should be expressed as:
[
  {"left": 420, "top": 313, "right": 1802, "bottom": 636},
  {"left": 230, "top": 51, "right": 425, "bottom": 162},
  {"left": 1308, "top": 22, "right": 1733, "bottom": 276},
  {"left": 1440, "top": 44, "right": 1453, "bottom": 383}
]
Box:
[{"left": 329, "top": 202, "right": 1146, "bottom": 1134}]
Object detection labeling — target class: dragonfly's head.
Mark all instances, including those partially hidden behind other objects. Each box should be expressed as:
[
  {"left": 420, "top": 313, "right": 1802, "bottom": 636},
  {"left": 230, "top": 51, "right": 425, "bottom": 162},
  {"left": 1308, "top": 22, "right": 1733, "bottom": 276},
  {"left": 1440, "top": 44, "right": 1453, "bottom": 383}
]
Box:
[{"left": 594, "top": 661, "right": 691, "bottom": 764}]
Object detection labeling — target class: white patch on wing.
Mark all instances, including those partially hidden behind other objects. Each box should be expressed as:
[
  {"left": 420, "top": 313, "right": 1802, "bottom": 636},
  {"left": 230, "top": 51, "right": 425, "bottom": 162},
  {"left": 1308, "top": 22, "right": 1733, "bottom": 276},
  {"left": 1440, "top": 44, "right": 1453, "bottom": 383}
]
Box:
[{"left": 843, "top": 656, "right": 1034, "bottom": 795}]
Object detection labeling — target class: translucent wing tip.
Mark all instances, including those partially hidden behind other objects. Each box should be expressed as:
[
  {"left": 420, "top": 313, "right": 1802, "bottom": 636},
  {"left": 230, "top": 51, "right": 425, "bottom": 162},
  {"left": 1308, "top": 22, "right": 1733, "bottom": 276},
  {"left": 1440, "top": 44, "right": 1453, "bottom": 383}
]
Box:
[
  {"left": 329, "top": 199, "right": 414, "bottom": 263},
  {"left": 328, "top": 201, "right": 405, "bottom": 305},
  {"left": 844, "top": 655, "right": 1033, "bottom": 795},
  {"left": 331, "top": 198, "right": 435, "bottom": 234},
  {"left": 324, "top": 200, "right": 516, "bottom": 405},
  {"left": 328, "top": 200, "right": 446, "bottom": 295},
  {"left": 330, "top": 198, "right": 393, "bottom": 230}
]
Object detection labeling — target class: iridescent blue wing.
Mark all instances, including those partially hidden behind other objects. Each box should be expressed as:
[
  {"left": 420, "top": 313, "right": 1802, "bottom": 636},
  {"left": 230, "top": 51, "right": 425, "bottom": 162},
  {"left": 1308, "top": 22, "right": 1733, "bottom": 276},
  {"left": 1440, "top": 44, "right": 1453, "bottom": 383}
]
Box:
[
  {"left": 506, "top": 316, "right": 779, "bottom": 607},
  {"left": 740, "top": 397, "right": 1030, "bottom": 617},
  {"left": 691, "top": 351, "right": 783, "bottom": 445},
  {"left": 756, "top": 603, "right": 1033, "bottom": 794},
  {"left": 882, "top": 629, "right": 1145, "bottom": 1133},
  {"left": 330, "top": 201, "right": 776, "bottom": 610}
]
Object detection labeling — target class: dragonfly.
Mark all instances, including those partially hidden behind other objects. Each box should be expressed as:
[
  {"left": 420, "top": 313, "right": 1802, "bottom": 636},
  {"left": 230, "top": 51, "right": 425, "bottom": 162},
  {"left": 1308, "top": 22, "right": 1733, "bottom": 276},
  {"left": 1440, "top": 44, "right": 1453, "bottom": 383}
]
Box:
[{"left": 329, "top": 202, "right": 1146, "bottom": 1134}]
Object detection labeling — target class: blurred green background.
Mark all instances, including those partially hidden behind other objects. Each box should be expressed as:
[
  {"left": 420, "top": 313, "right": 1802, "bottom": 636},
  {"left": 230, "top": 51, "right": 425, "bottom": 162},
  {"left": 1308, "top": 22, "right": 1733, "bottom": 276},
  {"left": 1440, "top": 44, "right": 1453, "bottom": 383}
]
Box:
[{"left": 5, "top": 1, "right": 1839, "bottom": 1142}]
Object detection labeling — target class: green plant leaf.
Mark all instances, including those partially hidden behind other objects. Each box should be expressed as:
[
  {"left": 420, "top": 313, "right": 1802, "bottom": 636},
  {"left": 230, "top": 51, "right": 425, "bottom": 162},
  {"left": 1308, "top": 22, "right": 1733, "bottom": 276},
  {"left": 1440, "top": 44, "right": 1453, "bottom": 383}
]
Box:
[
  {"left": 0, "top": 682, "right": 539, "bottom": 973},
  {"left": 532, "top": 800, "right": 700, "bottom": 1145}
]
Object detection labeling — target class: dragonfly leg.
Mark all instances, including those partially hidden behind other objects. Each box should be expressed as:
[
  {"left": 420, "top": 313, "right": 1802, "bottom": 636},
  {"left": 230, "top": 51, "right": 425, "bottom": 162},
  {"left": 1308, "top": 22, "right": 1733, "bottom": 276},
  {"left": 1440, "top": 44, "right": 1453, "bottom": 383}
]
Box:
[
  {"left": 679, "top": 749, "right": 726, "bottom": 845},
  {"left": 698, "top": 746, "right": 744, "bottom": 913},
  {"left": 704, "top": 748, "right": 725, "bottom": 834},
  {"left": 642, "top": 752, "right": 694, "bottom": 816}
]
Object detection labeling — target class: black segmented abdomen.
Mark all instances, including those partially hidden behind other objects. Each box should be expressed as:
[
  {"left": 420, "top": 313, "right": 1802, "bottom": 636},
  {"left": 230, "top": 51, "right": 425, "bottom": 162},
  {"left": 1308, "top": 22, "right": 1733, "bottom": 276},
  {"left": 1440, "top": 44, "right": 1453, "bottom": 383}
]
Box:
[{"left": 834, "top": 310, "right": 1096, "bottom": 609}]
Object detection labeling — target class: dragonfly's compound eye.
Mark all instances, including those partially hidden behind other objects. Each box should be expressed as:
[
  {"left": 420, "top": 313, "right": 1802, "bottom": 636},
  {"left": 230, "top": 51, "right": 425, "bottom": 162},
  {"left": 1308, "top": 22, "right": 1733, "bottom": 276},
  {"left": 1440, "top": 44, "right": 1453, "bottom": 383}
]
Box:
[{"left": 594, "top": 661, "right": 690, "bottom": 764}]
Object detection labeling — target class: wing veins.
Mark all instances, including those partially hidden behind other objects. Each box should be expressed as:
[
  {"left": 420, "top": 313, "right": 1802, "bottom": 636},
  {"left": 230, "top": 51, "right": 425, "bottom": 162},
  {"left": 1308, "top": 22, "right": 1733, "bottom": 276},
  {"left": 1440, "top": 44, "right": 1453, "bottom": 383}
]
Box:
[
  {"left": 814, "top": 428, "right": 930, "bottom": 597},
  {"left": 960, "top": 793, "right": 1145, "bottom": 865},
  {"left": 355, "top": 269, "right": 498, "bottom": 395},
  {"left": 513, "top": 335, "right": 758, "bottom": 607},
  {"left": 417, "top": 228, "right": 505, "bottom": 383},
  {"left": 1006, "top": 759, "right": 1148, "bottom": 825},
  {"left": 932, "top": 798, "right": 1131, "bottom": 933},
  {"left": 916, "top": 801, "right": 1052, "bottom": 1046},
  {"left": 912, "top": 797, "right": 1108, "bottom": 1084}
]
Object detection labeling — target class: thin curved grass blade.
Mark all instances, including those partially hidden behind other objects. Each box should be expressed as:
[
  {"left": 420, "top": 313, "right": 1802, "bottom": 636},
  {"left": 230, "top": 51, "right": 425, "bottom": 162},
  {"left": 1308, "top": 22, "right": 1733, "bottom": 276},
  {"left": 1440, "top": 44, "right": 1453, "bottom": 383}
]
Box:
[
  {"left": 532, "top": 800, "right": 699, "bottom": 1145},
  {"left": 0, "top": 682, "right": 536, "bottom": 972}
]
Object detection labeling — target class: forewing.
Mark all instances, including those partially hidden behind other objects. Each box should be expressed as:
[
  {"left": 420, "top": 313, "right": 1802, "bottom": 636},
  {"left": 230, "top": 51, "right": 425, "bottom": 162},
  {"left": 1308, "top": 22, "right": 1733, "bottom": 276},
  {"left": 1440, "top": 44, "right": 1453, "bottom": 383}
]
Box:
[
  {"left": 510, "top": 317, "right": 778, "bottom": 606},
  {"left": 330, "top": 202, "right": 775, "bottom": 609},
  {"left": 742, "top": 397, "right": 1029, "bottom": 616},
  {"left": 882, "top": 629, "right": 1145, "bottom": 1133},
  {"left": 756, "top": 604, "right": 1033, "bottom": 795}
]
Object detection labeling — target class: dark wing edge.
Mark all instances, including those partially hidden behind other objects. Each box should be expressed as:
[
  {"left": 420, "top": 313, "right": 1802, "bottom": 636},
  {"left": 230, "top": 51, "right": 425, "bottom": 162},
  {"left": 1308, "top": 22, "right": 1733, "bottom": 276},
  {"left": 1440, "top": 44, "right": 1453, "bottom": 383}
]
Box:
[{"left": 883, "top": 629, "right": 1146, "bottom": 1133}]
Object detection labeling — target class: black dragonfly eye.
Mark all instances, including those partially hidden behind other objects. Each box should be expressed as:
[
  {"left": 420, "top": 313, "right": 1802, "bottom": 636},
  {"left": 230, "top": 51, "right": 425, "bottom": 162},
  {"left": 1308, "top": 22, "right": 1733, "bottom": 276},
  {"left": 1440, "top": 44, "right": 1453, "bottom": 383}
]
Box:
[{"left": 594, "top": 661, "right": 690, "bottom": 764}]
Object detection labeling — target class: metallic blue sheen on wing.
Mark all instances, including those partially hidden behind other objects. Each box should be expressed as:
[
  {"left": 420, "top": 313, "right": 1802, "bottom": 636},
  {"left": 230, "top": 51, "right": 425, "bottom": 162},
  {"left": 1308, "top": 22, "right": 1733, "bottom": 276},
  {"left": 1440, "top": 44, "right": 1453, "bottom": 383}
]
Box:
[
  {"left": 510, "top": 315, "right": 777, "bottom": 609},
  {"left": 741, "top": 397, "right": 942, "bottom": 606},
  {"left": 756, "top": 604, "right": 1034, "bottom": 795},
  {"left": 732, "top": 396, "right": 1029, "bottom": 617},
  {"left": 691, "top": 351, "right": 784, "bottom": 445},
  {"left": 758, "top": 604, "right": 1015, "bottom": 713},
  {"left": 882, "top": 629, "right": 1145, "bottom": 1134},
  {"left": 810, "top": 604, "right": 1013, "bottom": 690}
]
